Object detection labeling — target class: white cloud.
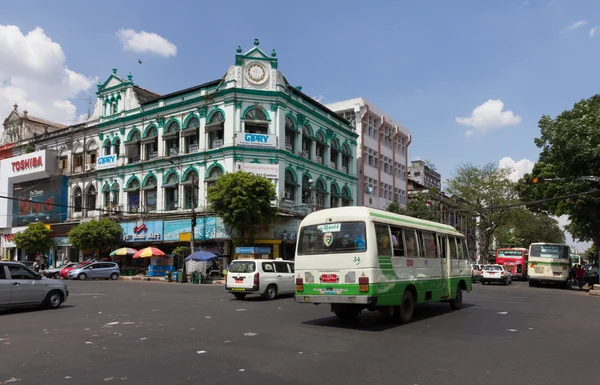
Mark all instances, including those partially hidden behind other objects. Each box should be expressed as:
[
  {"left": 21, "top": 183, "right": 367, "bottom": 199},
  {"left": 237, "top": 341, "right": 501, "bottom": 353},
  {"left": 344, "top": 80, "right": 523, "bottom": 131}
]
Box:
[
  {"left": 561, "top": 20, "right": 587, "bottom": 34},
  {"left": 116, "top": 29, "right": 177, "bottom": 57},
  {"left": 498, "top": 157, "right": 535, "bottom": 182},
  {"left": 456, "top": 99, "right": 522, "bottom": 136},
  {"left": 0, "top": 25, "right": 97, "bottom": 125},
  {"left": 590, "top": 26, "right": 598, "bottom": 38}
]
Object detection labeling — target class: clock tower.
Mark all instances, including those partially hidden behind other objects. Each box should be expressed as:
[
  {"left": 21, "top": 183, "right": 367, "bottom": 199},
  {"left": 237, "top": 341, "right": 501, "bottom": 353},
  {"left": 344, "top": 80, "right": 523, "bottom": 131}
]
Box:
[{"left": 223, "top": 38, "right": 284, "bottom": 92}]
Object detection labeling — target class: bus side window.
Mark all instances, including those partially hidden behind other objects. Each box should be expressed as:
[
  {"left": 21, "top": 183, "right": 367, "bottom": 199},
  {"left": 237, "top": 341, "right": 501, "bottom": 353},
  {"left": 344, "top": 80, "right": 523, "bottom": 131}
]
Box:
[
  {"left": 456, "top": 238, "right": 464, "bottom": 260},
  {"left": 416, "top": 231, "right": 425, "bottom": 258},
  {"left": 448, "top": 237, "right": 458, "bottom": 260},
  {"left": 459, "top": 238, "right": 469, "bottom": 260},
  {"left": 421, "top": 231, "right": 437, "bottom": 258},
  {"left": 390, "top": 226, "right": 405, "bottom": 257},
  {"left": 404, "top": 229, "right": 419, "bottom": 258},
  {"left": 374, "top": 223, "right": 392, "bottom": 257},
  {"left": 437, "top": 235, "right": 447, "bottom": 259}
]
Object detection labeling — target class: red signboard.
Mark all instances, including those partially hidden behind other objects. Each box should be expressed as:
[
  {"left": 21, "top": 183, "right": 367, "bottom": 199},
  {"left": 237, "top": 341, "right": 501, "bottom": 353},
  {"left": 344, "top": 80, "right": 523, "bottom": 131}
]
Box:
[
  {"left": 12, "top": 155, "right": 43, "bottom": 172},
  {"left": 321, "top": 274, "right": 338, "bottom": 283}
]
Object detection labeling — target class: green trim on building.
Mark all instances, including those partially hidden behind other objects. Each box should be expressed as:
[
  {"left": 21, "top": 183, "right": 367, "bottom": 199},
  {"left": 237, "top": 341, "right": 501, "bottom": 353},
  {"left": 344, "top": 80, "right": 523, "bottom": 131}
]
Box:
[
  {"left": 182, "top": 165, "right": 199, "bottom": 181},
  {"left": 206, "top": 107, "right": 226, "bottom": 123},
  {"left": 142, "top": 172, "right": 157, "bottom": 187},
  {"left": 205, "top": 163, "right": 225, "bottom": 178},
  {"left": 111, "top": 136, "right": 121, "bottom": 145},
  {"left": 163, "top": 117, "right": 180, "bottom": 133},
  {"left": 110, "top": 181, "right": 120, "bottom": 191},
  {"left": 144, "top": 124, "right": 158, "bottom": 137},
  {"left": 162, "top": 169, "right": 179, "bottom": 184},
  {"left": 125, "top": 175, "right": 141, "bottom": 188},
  {"left": 284, "top": 165, "right": 298, "bottom": 182},
  {"left": 182, "top": 113, "right": 200, "bottom": 129},
  {"left": 241, "top": 105, "right": 272, "bottom": 122}
]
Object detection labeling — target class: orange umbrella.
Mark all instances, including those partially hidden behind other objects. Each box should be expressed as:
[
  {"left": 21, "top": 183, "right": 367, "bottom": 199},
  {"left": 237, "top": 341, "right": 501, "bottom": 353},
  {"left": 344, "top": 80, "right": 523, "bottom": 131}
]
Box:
[{"left": 133, "top": 247, "right": 166, "bottom": 258}]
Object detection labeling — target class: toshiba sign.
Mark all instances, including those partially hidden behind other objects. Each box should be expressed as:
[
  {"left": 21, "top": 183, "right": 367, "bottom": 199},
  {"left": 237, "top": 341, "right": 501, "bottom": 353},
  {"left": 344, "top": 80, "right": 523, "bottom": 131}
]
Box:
[{"left": 11, "top": 155, "right": 43, "bottom": 172}]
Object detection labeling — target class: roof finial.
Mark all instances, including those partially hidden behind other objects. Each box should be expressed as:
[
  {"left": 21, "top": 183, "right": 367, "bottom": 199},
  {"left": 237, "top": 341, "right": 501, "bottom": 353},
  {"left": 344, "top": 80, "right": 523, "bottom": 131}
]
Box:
[
  {"left": 112, "top": 68, "right": 117, "bottom": 75},
  {"left": 13, "top": 103, "right": 18, "bottom": 111},
  {"left": 236, "top": 45, "right": 242, "bottom": 54},
  {"left": 127, "top": 72, "right": 133, "bottom": 82},
  {"left": 271, "top": 49, "right": 277, "bottom": 57},
  {"left": 254, "top": 38, "right": 259, "bottom": 46}
]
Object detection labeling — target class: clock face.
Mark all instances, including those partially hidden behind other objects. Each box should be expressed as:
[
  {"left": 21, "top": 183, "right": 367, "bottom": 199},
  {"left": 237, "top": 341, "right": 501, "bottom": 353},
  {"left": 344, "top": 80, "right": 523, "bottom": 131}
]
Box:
[{"left": 246, "top": 63, "right": 267, "bottom": 84}]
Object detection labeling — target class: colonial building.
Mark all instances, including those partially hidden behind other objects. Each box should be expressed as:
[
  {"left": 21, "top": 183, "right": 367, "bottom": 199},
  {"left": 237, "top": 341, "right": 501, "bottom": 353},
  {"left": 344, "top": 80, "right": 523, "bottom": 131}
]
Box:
[
  {"left": 0, "top": 39, "right": 359, "bottom": 266},
  {"left": 326, "top": 98, "right": 411, "bottom": 210},
  {"left": 408, "top": 160, "right": 441, "bottom": 190}
]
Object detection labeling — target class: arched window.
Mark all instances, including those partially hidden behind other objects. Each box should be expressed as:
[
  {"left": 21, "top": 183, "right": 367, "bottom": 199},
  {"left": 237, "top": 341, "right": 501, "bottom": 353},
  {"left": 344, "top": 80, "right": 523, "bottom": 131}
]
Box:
[
  {"left": 285, "top": 117, "right": 295, "bottom": 153},
  {"left": 113, "top": 138, "right": 121, "bottom": 158},
  {"left": 103, "top": 140, "right": 111, "bottom": 156},
  {"left": 302, "top": 175, "right": 311, "bottom": 205},
  {"left": 143, "top": 175, "right": 158, "bottom": 212},
  {"left": 207, "top": 111, "right": 225, "bottom": 149},
  {"left": 163, "top": 172, "right": 179, "bottom": 211},
  {"left": 301, "top": 126, "right": 312, "bottom": 160},
  {"left": 86, "top": 185, "right": 96, "bottom": 212},
  {"left": 330, "top": 141, "right": 339, "bottom": 170},
  {"left": 341, "top": 144, "right": 351, "bottom": 174},
  {"left": 315, "top": 179, "right": 327, "bottom": 209},
  {"left": 126, "top": 178, "right": 141, "bottom": 213},
  {"left": 330, "top": 184, "right": 340, "bottom": 208},
  {"left": 284, "top": 170, "right": 298, "bottom": 204},
  {"left": 315, "top": 133, "right": 325, "bottom": 165},
  {"left": 342, "top": 186, "right": 353, "bottom": 207},
  {"left": 110, "top": 182, "right": 120, "bottom": 206},
  {"left": 102, "top": 184, "right": 110, "bottom": 208},
  {"left": 164, "top": 120, "right": 180, "bottom": 156},
  {"left": 73, "top": 187, "right": 83, "bottom": 213},
  {"left": 244, "top": 108, "right": 268, "bottom": 135},
  {"left": 144, "top": 126, "right": 159, "bottom": 160},
  {"left": 206, "top": 166, "right": 223, "bottom": 190},
  {"left": 183, "top": 117, "right": 200, "bottom": 154},
  {"left": 126, "top": 130, "right": 141, "bottom": 163},
  {"left": 183, "top": 170, "right": 199, "bottom": 209}
]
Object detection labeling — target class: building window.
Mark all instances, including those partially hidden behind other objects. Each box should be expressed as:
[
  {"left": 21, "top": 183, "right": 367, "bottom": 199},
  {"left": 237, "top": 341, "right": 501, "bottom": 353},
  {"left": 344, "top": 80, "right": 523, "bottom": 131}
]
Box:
[
  {"left": 284, "top": 170, "right": 298, "bottom": 203},
  {"left": 110, "top": 183, "right": 120, "bottom": 207},
  {"left": 73, "top": 187, "right": 82, "bottom": 213},
  {"left": 315, "top": 133, "right": 325, "bottom": 165},
  {"left": 102, "top": 185, "right": 110, "bottom": 207},
  {"left": 126, "top": 179, "right": 140, "bottom": 213},
  {"left": 59, "top": 156, "right": 68, "bottom": 173},
  {"left": 301, "top": 127, "right": 312, "bottom": 159},
  {"left": 144, "top": 126, "right": 159, "bottom": 160},
  {"left": 126, "top": 131, "right": 141, "bottom": 163},
  {"left": 315, "top": 179, "right": 327, "bottom": 209},
  {"left": 285, "top": 117, "right": 295, "bottom": 153},
  {"left": 103, "top": 140, "right": 111, "bottom": 156},
  {"left": 112, "top": 138, "right": 121, "bottom": 158},
  {"left": 244, "top": 108, "right": 268, "bottom": 134},
  {"left": 163, "top": 173, "right": 179, "bottom": 211},
  {"left": 206, "top": 111, "right": 225, "bottom": 149},
  {"left": 302, "top": 175, "right": 311, "bottom": 205},
  {"left": 183, "top": 170, "right": 199, "bottom": 209},
  {"left": 183, "top": 117, "right": 200, "bottom": 154},
  {"left": 341, "top": 145, "right": 351, "bottom": 174},
  {"left": 86, "top": 185, "right": 96, "bottom": 212},
  {"left": 205, "top": 167, "right": 223, "bottom": 191},
  {"left": 330, "top": 141, "right": 339, "bottom": 170},
  {"left": 341, "top": 186, "right": 352, "bottom": 207},
  {"left": 164, "top": 121, "right": 180, "bottom": 156},
  {"left": 143, "top": 175, "right": 158, "bottom": 212},
  {"left": 73, "top": 153, "right": 84, "bottom": 172},
  {"left": 330, "top": 184, "right": 340, "bottom": 208}
]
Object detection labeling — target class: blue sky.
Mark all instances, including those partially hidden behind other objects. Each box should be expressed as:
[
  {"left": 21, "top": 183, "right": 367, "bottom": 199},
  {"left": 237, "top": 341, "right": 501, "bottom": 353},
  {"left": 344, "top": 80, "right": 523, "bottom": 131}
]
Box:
[{"left": 0, "top": 0, "right": 597, "bottom": 250}]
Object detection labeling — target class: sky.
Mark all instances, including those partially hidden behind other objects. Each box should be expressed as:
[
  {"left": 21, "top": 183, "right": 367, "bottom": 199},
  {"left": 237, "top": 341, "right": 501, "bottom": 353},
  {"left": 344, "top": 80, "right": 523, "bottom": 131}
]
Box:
[{"left": 0, "top": 0, "right": 597, "bottom": 251}]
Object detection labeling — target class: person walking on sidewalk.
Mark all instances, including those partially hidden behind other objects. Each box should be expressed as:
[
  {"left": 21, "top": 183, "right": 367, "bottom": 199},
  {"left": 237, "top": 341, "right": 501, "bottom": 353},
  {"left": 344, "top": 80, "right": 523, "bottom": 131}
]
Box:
[{"left": 575, "top": 264, "right": 586, "bottom": 289}]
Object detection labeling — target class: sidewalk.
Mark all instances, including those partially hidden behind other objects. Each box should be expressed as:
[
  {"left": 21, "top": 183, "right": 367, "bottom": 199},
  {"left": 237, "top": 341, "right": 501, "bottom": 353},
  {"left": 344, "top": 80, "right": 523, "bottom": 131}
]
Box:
[{"left": 119, "top": 275, "right": 224, "bottom": 285}]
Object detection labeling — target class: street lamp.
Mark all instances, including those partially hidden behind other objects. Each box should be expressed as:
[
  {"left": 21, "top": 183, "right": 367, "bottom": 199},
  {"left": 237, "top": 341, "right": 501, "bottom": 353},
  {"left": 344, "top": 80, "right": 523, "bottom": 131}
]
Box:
[{"left": 167, "top": 158, "right": 198, "bottom": 284}]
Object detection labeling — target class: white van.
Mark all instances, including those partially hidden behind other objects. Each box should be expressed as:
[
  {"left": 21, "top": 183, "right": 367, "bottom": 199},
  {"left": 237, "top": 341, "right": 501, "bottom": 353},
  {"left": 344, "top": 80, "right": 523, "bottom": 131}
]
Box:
[{"left": 225, "top": 259, "right": 295, "bottom": 300}]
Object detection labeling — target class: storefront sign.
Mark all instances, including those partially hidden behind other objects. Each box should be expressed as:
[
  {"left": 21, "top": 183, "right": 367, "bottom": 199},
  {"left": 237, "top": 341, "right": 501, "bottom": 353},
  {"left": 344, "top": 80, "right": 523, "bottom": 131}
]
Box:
[
  {"left": 53, "top": 237, "right": 71, "bottom": 247},
  {"left": 12, "top": 155, "right": 43, "bottom": 172},
  {"left": 236, "top": 163, "right": 279, "bottom": 179},
  {"left": 121, "top": 220, "right": 163, "bottom": 242},
  {"left": 12, "top": 176, "right": 68, "bottom": 227},
  {"left": 163, "top": 217, "right": 230, "bottom": 241},
  {"left": 234, "top": 246, "right": 272, "bottom": 254},
  {"left": 235, "top": 133, "right": 277, "bottom": 148},
  {"left": 96, "top": 154, "right": 118, "bottom": 170},
  {"left": 2, "top": 233, "right": 16, "bottom": 248}
]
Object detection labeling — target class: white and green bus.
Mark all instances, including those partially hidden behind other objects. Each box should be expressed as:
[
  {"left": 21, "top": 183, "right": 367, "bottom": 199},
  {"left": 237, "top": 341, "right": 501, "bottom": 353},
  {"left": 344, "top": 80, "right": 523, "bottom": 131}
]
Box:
[
  {"left": 528, "top": 242, "right": 571, "bottom": 288},
  {"left": 294, "top": 207, "right": 472, "bottom": 323}
]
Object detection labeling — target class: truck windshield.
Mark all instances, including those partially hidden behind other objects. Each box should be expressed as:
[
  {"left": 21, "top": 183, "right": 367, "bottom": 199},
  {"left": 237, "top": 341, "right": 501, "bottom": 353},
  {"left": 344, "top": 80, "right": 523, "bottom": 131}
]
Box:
[{"left": 297, "top": 221, "right": 367, "bottom": 255}]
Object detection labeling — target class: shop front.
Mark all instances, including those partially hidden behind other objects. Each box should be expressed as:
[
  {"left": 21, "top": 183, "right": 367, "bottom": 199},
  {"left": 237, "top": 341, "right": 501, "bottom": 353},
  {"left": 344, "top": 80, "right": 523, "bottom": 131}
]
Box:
[
  {"left": 49, "top": 222, "right": 79, "bottom": 267},
  {"left": 119, "top": 220, "right": 166, "bottom": 274},
  {"left": 251, "top": 217, "right": 299, "bottom": 261}
]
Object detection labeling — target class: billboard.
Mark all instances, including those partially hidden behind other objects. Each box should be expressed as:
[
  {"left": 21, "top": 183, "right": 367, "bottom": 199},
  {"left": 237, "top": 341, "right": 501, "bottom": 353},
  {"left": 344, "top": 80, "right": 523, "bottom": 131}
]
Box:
[
  {"left": 120, "top": 220, "right": 163, "bottom": 242},
  {"left": 163, "top": 217, "right": 230, "bottom": 241},
  {"left": 12, "top": 176, "right": 68, "bottom": 227},
  {"left": 236, "top": 163, "right": 279, "bottom": 179},
  {"left": 96, "top": 154, "right": 118, "bottom": 170},
  {"left": 235, "top": 133, "right": 277, "bottom": 148}
]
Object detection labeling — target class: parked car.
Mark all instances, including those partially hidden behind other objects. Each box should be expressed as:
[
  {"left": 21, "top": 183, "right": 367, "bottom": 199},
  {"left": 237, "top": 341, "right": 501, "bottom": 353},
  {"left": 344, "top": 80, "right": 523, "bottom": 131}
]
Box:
[
  {"left": 481, "top": 264, "right": 512, "bottom": 285},
  {"left": 225, "top": 259, "right": 295, "bottom": 300},
  {"left": 584, "top": 264, "right": 598, "bottom": 285},
  {"left": 60, "top": 262, "right": 92, "bottom": 279},
  {"left": 68, "top": 262, "right": 120, "bottom": 280},
  {"left": 471, "top": 264, "right": 483, "bottom": 282},
  {"left": 42, "top": 262, "right": 78, "bottom": 279},
  {"left": 0, "top": 261, "right": 68, "bottom": 310}
]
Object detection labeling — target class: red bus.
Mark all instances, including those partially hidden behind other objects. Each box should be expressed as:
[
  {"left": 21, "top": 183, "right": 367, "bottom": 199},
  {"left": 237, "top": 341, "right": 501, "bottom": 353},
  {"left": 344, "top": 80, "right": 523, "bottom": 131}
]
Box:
[{"left": 495, "top": 248, "right": 528, "bottom": 280}]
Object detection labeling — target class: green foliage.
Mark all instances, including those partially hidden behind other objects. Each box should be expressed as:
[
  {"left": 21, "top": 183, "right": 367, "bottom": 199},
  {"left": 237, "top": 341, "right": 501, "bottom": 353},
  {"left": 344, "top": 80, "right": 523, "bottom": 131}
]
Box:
[
  {"left": 495, "top": 208, "right": 565, "bottom": 248},
  {"left": 385, "top": 201, "right": 402, "bottom": 214},
  {"left": 207, "top": 171, "right": 278, "bottom": 244},
  {"left": 13, "top": 222, "right": 54, "bottom": 256},
  {"left": 68, "top": 219, "right": 123, "bottom": 252},
  {"left": 516, "top": 95, "right": 600, "bottom": 249},
  {"left": 173, "top": 246, "right": 190, "bottom": 259},
  {"left": 584, "top": 245, "right": 595, "bottom": 262},
  {"left": 446, "top": 163, "right": 517, "bottom": 257}
]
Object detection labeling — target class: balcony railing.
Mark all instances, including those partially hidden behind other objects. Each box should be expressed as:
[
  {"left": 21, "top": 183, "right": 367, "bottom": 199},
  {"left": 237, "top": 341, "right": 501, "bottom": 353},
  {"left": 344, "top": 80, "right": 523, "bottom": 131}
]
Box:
[
  {"left": 342, "top": 166, "right": 347, "bottom": 174},
  {"left": 316, "top": 156, "right": 322, "bottom": 164},
  {"left": 300, "top": 150, "right": 309, "bottom": 160},
  {"left": 331, "top": 162, "right": 336, "bottom": 170},
  {"left": 285, "top": 143, "right": 293, "bottom": 151},
  {"left": 212, "top": 139, "right": 223, "bottom": 148}
]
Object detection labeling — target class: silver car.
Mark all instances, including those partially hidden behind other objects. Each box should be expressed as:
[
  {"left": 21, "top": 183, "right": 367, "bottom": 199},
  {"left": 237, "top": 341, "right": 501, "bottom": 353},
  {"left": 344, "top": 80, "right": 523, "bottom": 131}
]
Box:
[
  {"left": 68, "top": 262, "right": 120, "bottom": 280},
  {"left": 0, "top": 261, "right": 69, "bottom": 310}
]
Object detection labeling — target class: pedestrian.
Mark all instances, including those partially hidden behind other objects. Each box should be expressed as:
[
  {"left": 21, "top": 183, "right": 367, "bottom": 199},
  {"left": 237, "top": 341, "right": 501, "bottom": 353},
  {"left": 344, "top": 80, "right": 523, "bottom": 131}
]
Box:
[
  {"left": 33, "top": 260, "right": 40, "bottom": 272},
  {"left": 576, "top": 264, "right": 585, "bottom": 289}
]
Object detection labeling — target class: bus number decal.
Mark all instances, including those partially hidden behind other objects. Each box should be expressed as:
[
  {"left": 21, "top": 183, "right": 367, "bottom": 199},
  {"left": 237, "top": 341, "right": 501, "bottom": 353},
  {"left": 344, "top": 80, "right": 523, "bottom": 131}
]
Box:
[{"left": 353, "top": 256, "right": 362, "bottom": 265}]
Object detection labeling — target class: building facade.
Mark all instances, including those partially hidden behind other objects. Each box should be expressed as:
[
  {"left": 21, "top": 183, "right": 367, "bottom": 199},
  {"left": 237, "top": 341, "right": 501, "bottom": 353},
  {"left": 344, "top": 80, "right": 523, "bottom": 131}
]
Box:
[
  {"left": 326, "top": 98, "right": 411, "bottom": 210},
  {"left": 407, "top": 160, "right": 441, "bottom": 190},
  {"left": 0, "top": 39, "right": 359, "bottom": 266}
]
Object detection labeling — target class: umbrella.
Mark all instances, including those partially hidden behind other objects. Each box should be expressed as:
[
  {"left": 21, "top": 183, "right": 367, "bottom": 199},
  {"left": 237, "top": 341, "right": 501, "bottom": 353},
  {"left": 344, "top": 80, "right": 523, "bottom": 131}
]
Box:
[
  {"left": 133, "top": 247, "right": 166, "bottom": 259},
  {"left": 110, "top": 247, "right": 138, "bottom": 256},
  {"left": 185, "top": 251, "right": 218, "bottom": 262}
]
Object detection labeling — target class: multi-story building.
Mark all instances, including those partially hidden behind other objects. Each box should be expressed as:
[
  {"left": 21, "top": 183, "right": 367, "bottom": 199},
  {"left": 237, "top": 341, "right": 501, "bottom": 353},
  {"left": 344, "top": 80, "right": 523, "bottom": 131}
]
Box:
[
  {"left": 407, "top": 160, "right": 441, "bottom": 190},
  {"left": 0, "top": 39, "right": 359, "bottom": 266},
  {"left": 326, "top": 98, "right": 411, "bottom": 210}
]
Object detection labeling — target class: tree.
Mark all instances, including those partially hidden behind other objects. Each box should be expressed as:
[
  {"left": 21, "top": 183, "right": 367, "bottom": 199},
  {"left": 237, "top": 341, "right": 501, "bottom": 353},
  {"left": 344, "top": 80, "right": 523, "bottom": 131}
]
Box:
[
  {"left": 385, "top": 201, "right": 402, "bottom": 214},
  {"left": 494, "top": 208, "right": 565, "bottom": 248},
  {"left": 207, "top": 171, "right": 278, "bottom": 244},
  {"left": 173, "top": 246, "right": 190, "bottom": 271},
  {"left": 516, "top": 95, "right": 600, "bottom": 263},
  {"left": 446, "top": 163, "right": 517, "bottom": 260},
  {"left": 385, "top": 194, "right": 440, "bottom": 222},
  {"left": 14, "top": 222, "right": 55, "bottom": 258},
  {"left": 68, "top": 219, "right": 123, "bottom": 257}
]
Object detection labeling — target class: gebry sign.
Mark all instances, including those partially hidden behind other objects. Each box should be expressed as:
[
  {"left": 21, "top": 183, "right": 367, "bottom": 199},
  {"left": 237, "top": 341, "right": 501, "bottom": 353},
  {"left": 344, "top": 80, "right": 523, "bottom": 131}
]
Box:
[
  {"left": 235, "top": 133, "right": 277, "bottom": 148},
  {"left": 96, "top": 154, "right": 117, "bottom": 170},
  {"left": 12, "top": 156, "right": 43, "bottom": 172}
]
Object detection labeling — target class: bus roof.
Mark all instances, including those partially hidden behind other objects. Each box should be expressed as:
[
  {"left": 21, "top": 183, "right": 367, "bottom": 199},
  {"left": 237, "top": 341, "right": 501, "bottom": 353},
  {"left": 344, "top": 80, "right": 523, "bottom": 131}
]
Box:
[
  {"left": 299, "top": 206, "right": 464, "bottom": 236},
  {"left": 529, "top": 242, "right": 569, "bottom": 247}
]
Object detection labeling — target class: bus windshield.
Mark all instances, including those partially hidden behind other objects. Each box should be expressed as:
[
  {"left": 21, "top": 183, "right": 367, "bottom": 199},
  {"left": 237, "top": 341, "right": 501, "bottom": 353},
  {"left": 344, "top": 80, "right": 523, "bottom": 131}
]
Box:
[
  {"left": 530, "top": 244, "right": 570, "bottom": 259},
  {"left": 297, "top": 221, "right": 367, "bottom": 255}
]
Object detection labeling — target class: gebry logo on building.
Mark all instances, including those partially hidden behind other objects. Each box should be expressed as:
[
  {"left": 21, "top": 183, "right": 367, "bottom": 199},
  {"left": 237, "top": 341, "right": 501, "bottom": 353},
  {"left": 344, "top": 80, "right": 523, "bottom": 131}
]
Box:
[{"left": 12, "top": 156, "right": 43, "bottom": 172}]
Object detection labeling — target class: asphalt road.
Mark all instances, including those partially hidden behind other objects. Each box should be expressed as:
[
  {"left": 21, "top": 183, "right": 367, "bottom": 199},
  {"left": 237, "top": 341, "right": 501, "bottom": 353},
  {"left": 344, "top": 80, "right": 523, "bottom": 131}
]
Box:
[{"left": 0, "top": 279, "right": 598, "bottom": 385}]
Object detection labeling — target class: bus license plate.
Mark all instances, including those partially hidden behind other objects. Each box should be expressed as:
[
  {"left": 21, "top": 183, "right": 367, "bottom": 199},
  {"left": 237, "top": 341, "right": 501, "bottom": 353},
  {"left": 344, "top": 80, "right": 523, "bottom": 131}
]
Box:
[
  {"left": 231, "top": 288, "right": 245, "bottom": 292},
  {"left": 321, "top": 274, "right": 337, "bottom": 283}
]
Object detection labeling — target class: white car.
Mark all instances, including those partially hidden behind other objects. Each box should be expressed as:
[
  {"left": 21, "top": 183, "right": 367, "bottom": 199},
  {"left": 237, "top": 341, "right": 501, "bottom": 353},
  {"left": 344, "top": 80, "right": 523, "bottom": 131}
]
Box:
[
  {"left": 481, "top": 264, "right": 512, "bottom": 285},
  {"left": 225, "top": 259, "right": 295, "bottom": 300},
  {"left": 0, "top": 261, "right": 69, "bottom": 310}
]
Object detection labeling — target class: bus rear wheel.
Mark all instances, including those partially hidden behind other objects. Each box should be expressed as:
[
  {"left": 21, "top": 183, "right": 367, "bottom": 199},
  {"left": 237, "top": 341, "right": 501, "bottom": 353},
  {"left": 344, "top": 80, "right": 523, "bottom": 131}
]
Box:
[
  {"left": 393, "top": 290, "right": 415, "bottom": 324},
  {"left": 332, "top": 304, "right": 360, "bottom": 321},
  {"left": 450, "top": 286, "right": 463, "bottom": 310}
]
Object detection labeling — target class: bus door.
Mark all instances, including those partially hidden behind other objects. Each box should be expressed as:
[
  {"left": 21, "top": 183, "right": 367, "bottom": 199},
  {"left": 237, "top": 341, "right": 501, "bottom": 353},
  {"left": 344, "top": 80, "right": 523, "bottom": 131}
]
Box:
[{"left": 437, "top": 234, "right": 449, "bottom": 297}]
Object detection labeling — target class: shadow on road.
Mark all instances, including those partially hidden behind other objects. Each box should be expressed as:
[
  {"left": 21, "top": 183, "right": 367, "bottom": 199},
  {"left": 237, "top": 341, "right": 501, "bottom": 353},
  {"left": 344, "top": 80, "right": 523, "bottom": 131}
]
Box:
[
  {"left": 301, "top": 303, "right": 475, "bottom": 332},
  {"left": 0, "top": 304, "right": 74, "bottom": 316}
]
